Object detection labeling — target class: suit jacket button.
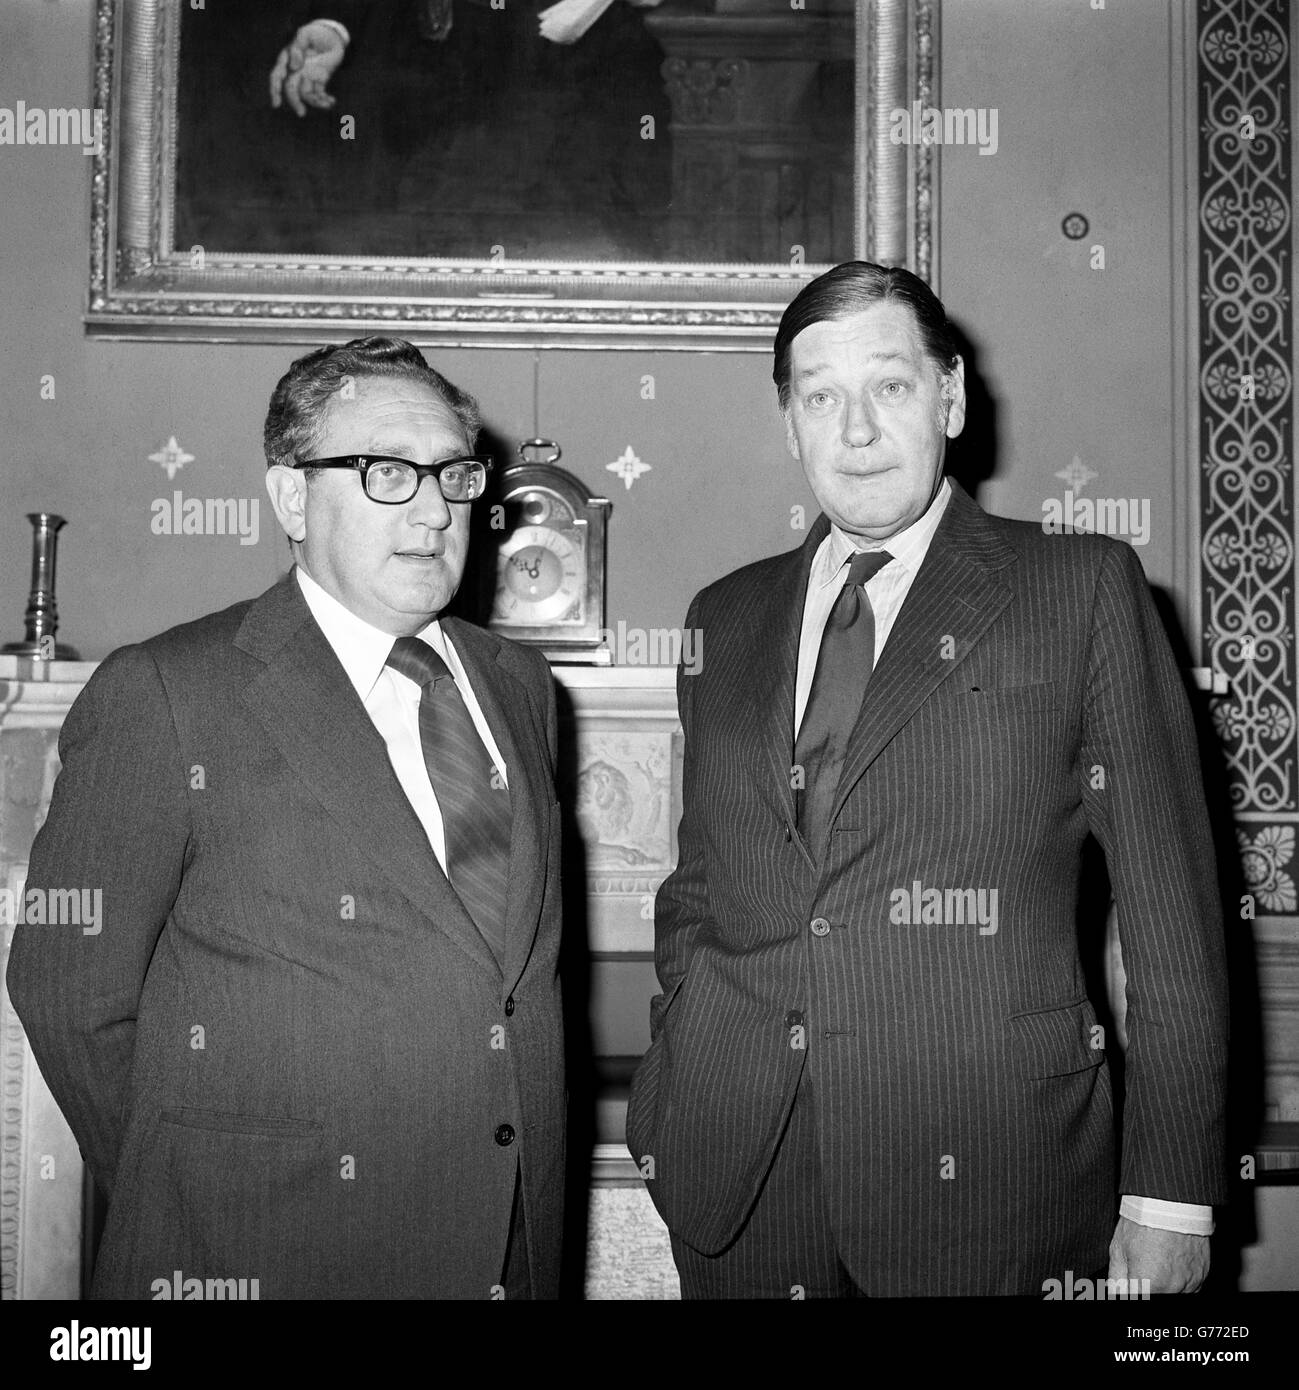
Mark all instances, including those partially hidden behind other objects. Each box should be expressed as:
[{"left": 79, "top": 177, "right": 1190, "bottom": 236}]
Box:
[
  {"left": 495, "top": 1123, "right": 516, "bottom": 1147},
  {"left": 784, "top": 1009, "right": 804, "bottom": 1028},
  {"left": 504, "top": 996, "right": 515, "bottom": 1017},
  {"left": 810, "top": 916, "right": 831, "bottom": 937}
]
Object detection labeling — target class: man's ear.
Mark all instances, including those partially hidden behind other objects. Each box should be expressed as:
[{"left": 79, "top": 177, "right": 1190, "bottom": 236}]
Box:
[
  {"left": 783, "top": 404, "right": 801, "bottom": 462},
  {"left": 940, "top": 357, "right": 967, "bottom": 440},
  {"left": 265, "top": 466, "right": 308, "bottom": 546}
]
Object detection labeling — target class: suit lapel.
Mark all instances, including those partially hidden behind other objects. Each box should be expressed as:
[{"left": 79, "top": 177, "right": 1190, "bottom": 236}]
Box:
[
  {"left": 235, "top": 574, "right": 500, "bottom": 980},
  {"left": 828, "top": 480, "right": 1019, "bottom": 827},
  {"left": 442, "top": 617, "right": 553, "bottom": 995}
]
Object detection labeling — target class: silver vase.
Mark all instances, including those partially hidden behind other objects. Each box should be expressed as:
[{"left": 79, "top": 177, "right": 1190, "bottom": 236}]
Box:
[{"left": 3, "top": 512, "right": 80, "bottom": 660}]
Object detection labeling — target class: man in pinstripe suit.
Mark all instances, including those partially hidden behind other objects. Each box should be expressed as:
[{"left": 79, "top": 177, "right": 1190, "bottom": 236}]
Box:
[{"left": 626, "top": 262, "right": 1229, "bottom": 1298}]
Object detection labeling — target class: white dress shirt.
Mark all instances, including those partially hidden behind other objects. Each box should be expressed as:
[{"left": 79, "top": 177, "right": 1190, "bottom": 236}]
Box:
[
  {"left": 792, "top": 479, "right": 1211, "bottom": 1238},
  {"left": 794, "top": 476, "right": 952, "bottom": 739},
  {"left": 295, "top": 566, "right": 508, "bottom": 879}
]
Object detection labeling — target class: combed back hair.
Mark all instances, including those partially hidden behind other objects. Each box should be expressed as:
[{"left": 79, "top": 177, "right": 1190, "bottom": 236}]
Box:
[
  {"left": 773, "top": 261, "right": 960, "bottom": 410},
  {"left": 263, "top": 336, "right": 482, "bottom": 471}
]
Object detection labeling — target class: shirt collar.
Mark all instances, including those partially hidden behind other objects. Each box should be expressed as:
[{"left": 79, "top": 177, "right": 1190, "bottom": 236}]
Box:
[
  {"left": 815, "top": 474, "right": 952, "bottom": 589},
  {"left": 294, "top": 565, "right": 447, "bottom": 703}
]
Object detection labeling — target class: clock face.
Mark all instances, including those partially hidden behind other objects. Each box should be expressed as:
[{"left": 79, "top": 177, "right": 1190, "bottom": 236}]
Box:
[
  {"left": 493, "top": 491, "right": 585, "bottom": 627},
  {"left": 486, "top": 465, "right": 608, "bottom": 660}
]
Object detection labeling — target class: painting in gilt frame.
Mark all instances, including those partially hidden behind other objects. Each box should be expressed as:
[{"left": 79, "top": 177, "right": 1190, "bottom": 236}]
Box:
[{"left": 87, "top": 0, "right": 937, "bottom": 350}]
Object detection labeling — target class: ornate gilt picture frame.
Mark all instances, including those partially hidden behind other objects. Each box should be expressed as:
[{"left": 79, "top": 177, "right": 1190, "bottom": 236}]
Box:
[{"left": 87, "top": 0, "right": 937, "bottom": 350}]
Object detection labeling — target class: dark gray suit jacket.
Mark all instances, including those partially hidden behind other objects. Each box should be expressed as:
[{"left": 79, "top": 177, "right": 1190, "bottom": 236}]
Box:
[
  {"left": 7, "top": 572, "right": 565, "bottom": 1298},
  {"left": 627, "top": 479, "right": 1229, "bottom": 1295}
]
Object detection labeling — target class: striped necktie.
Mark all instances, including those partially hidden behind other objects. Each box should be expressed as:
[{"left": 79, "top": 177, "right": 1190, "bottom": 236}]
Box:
[
  {"left": 794, "top": 549, "right": 893, "bottom": 854},
  {"left": 386, "top": 636, "right": 512, "bottom": 962}
]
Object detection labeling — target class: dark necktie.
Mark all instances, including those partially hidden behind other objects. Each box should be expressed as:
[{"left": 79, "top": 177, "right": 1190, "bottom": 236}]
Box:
[
  {"left": 794, "top": 550, "right": 893, "bottom": 852},
  {"left": 386, "top": 636, "right": 512, "bottom": 962}
]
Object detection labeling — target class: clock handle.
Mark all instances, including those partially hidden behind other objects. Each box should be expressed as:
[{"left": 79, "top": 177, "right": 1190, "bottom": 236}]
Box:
[{"left": 518, "top": 438, "right": 562, "bottom": 466}]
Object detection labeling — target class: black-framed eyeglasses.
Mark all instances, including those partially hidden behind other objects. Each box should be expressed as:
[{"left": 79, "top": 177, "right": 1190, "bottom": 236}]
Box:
[{"left": 293, "top": 454, "right": 493, "bottom": 504}]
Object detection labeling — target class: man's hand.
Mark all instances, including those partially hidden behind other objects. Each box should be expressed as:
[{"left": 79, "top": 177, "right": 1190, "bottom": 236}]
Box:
[
  {"left": 1108, "top": 1216, "right": 1210, "bottom": 1293},
  {"left": 269, "top": 22, "right": 346, "bottom": 116}
]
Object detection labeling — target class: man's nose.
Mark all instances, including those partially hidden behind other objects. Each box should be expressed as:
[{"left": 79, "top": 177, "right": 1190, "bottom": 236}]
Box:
[
  {"left": 405, "top": 472, "right": 454, "bottom": 528},
  {"left": 841, "top": 395, "right": 880, "bottom": 446}
]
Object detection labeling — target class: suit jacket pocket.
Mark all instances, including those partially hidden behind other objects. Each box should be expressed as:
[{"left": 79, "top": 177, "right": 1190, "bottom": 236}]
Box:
[
  {"left": 952, "top": 679, "right": 1061, "bottom": 719},
  {"left": 1009, "top": 999, "right": 1106, "bottom": 1080},
  {"left": 159, "top": 1111, "right": 328, "bottom": 1294},
  {"left": 647, "top": 975, "right": 687, "bottom": 1043},
  {"left": 159, "top": 1107, "right": 323, "bottom": 1139},
  {"left": 963, "top": 678, "right": 1059, "bottom": 697},
  {"left": 626, "top": 975, "right": 690, "bottom": 1167}
]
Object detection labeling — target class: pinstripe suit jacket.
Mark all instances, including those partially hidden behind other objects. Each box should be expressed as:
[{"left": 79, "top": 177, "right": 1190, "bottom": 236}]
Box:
[
  {"left": 626, "top": 478, "right": 1229, "bottom": 1296},
  {"left": 7, "top": 573, "right": 565, "bottom": 1299}
]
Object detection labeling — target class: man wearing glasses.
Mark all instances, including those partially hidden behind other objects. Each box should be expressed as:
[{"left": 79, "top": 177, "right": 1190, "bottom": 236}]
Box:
[{"left": 8, "top": 337, "right": 566, "bottom": 1299}]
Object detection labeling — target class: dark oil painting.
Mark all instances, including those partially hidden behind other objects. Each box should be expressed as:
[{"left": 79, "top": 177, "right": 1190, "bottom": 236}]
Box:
[{"left": 173, "top": 0, "right": 855, "bottom": 265}]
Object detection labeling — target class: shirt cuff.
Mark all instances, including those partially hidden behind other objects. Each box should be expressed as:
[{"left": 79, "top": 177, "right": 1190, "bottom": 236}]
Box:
[
  {"left": 314, "top": 18, "right": 350, "bottom": 46},
  {"left": 1120, "top": 1194, "right": 1214, "bottom": 1236}
]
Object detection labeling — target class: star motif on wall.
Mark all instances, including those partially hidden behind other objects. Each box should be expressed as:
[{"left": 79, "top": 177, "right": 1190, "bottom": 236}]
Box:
[
  {"left": 149, "top": 436, "right": 195, "bottom": 481},
  {"left": 606, "top": 446, "right": 651, "bottom": 491},
  {"left": 1054, "top": 455, "right": 1098, "bottom": 494}
]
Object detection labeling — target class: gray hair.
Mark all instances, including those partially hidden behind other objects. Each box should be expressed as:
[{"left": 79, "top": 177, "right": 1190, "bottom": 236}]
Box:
[{"left": 263, "top": 336, "right": 481, "bottom": 470}]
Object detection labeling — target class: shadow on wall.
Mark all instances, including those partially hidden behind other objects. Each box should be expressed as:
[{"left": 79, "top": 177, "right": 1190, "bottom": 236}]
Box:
[
  {"left": 447, "top": 425, "right": 515, "bottom": 630},
  {"left": 944, "top": 320, "right": 999, "bottom": 500},
  {"left": 1148, "top": 586, "right": 1263, "bottom": 1293}
]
